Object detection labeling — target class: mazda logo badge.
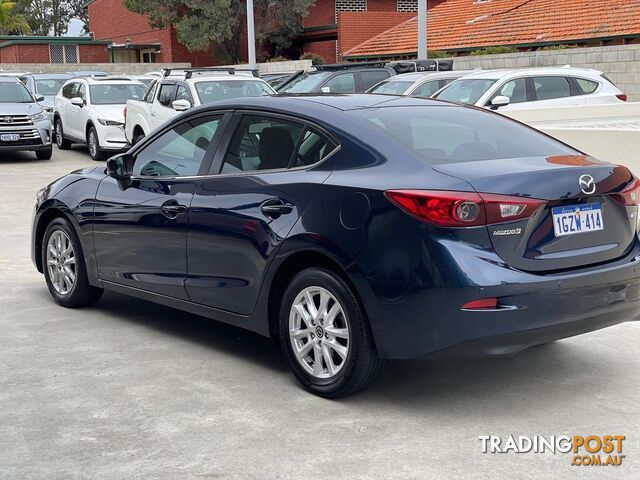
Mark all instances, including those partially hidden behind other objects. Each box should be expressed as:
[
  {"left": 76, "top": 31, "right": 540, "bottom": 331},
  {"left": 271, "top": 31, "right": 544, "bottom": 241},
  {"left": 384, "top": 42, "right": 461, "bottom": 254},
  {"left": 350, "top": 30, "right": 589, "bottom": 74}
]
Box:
[
  {"left": 579, "top": 174, "right": 596, "bottom": 195},
  {"left": 2, "top": 116, "right": 12, "bottom": 124}
]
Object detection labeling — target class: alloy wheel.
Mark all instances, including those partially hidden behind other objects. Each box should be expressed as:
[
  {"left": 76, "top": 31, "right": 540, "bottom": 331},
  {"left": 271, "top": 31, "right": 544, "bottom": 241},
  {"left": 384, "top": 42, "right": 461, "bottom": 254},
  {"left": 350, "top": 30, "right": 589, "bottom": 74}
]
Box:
[
  {"left": 88, "top": 130, "right": 97, "bottom": 158},
  {"left": 289, "top": 286, "right": 350, "bottom": 379},
  {"left": 46, "top": 230, "right": 76, "bottom": 295},
  {"left": 55, "top": 122, "right": 63, "bottom": 147}
]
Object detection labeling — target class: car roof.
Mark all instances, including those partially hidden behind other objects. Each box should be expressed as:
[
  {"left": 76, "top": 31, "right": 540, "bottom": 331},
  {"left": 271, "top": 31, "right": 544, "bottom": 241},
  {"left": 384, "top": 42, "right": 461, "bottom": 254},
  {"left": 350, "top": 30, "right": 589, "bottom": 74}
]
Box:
[
  {"left": 25, "top": 73, "right": 73, "bottom": 79},
  {"left": 382, "top": 70, "right": 477, "bottom": 82},
  {"left": 194, "top": 94, "right": 448, "bottom": 113},
  {"left": 0, "top": 76, "right": 20, "bottom": 83},
  {"left": 75, "top": 77, "right": 145, "bottom": 85},
  {"left": 461, "top": 67, "right": 604, "bottom": 80}
]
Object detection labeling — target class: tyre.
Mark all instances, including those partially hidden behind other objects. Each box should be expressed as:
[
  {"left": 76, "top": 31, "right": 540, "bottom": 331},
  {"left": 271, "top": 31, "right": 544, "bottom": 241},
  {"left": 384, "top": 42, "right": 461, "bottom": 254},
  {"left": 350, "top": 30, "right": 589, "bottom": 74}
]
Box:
[
  {"left": 279, "top": 268, "right": 383, "bottom": 398},
  {"left": 36, "top": 146, "right": 53, "bottom": 160},
  {"left": 55, "top": 119, "right": 71, "bottom": 150},
  {"left": 42, "top": 217, "right": 103, "bottom": 308},
  {"left": 87, "top": 126, "right": 105, "bottom": 161},
  {"left": 133, "top": 131, "right": 145, "bottom": 146}
]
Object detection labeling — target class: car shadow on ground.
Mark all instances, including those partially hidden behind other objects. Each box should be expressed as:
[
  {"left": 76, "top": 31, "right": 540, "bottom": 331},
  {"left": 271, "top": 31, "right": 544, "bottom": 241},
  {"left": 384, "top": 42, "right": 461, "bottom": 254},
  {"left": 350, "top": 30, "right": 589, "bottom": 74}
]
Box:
[
  {"left": 77, "top": 290, "right": 618, "bottom": 407},
  {"left": 1, "top": 145, "right": 91, "bottom": 163}
]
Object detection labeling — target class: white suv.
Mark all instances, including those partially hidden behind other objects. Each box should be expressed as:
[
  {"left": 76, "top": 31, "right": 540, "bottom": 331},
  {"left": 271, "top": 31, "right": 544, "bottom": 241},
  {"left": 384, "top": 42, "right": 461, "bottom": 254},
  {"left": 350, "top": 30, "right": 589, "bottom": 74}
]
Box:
[
  {"left": 54, "top": 77, "right": 146, "bottom": 160},
  {"left": 125, "top": 68, "right": 275, "bottom": 145},
  {"left": 433, "top": 67, "right": 626, "bottom": 111}
]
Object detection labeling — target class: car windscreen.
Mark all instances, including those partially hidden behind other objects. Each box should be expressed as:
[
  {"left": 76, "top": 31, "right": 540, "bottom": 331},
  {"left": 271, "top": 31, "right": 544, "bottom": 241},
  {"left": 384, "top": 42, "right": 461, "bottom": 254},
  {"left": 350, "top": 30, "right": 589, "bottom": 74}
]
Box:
[
  {"left": 433, "top": 79, "right": 497, "bottom": 104},
  {"left": 348, "top": 106, "right": 575, "bottom": 164},
  {"left": 0, "top": 82, "right": 34, "bottom": 103},
  {"left": 278, "top": 72, "right": 333, "bottom": 93},
  {"left": 195, "top": 80, "right": 273, "bottom": 104},
  {"left": 89, "top": 84, "right": 146, "bottom": 104},
  {"left": 35, "top": 79, "right": 67, "bottom": 95},
  {"left": 367, "top": 80, "right": 414, "bottom": 95}
]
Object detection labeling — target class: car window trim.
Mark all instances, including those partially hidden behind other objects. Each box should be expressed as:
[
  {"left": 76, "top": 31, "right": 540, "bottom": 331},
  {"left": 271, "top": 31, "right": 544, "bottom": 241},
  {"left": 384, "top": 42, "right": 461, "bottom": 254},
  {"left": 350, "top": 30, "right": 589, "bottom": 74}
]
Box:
[
  {"left": 127, "top": 110, "right": 234, "bottom": 181},
  {"left": 175, "top": 81, "right": 194, "bottom": 104},
  {"left": 208, "top": 109, "right": 341, "bottom": 176}
]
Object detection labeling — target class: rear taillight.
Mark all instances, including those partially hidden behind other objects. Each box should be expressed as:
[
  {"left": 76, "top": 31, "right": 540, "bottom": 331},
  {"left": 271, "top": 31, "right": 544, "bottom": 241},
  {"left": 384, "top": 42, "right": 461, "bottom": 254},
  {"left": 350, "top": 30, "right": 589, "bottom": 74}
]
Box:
[
  {"left": 616, "top": 94, "right": 628, "bottom": 102},
  {"left": 611, "top": 178, "right": 640, "bottom": 206},
  {"left": 462, "top": 297, "right": 498, "bottom": 310},
  {"left": 385, "top": 190, "right": 546, "bottom": 227}
]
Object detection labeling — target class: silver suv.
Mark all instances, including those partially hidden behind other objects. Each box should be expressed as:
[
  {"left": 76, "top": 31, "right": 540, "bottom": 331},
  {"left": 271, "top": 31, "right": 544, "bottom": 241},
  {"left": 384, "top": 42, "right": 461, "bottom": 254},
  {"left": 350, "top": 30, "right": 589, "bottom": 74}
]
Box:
[{"left": 0, "top": 77, "right": 52, "bottom": 160}]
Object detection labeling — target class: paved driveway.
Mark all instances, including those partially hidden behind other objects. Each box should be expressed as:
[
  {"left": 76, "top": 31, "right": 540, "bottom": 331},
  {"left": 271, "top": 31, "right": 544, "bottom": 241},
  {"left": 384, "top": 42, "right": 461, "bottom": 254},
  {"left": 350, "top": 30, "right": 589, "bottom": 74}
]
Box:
[{"left": 1, "top": 146, "right": 639, "bottom": 479}]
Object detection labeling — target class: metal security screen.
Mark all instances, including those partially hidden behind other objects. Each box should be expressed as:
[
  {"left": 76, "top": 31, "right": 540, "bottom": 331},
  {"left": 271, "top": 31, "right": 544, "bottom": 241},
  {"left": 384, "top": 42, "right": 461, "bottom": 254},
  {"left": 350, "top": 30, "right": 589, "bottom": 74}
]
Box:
[
  {"left": 397, "top": 0, "right": 418, "bottom": 12},
  {"left": 49, "top": 44, "right": 79, "bottom": 64},
  {"left": 336, "top": 0, "right": 367, "bottom": 20}
]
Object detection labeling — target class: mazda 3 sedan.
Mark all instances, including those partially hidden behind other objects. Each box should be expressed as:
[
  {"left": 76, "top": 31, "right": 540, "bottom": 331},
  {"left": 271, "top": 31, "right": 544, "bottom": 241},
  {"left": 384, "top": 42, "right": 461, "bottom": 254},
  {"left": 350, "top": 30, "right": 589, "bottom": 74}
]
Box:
[{"left": 32, "top": 95, "right": 640, "bottom": 397}]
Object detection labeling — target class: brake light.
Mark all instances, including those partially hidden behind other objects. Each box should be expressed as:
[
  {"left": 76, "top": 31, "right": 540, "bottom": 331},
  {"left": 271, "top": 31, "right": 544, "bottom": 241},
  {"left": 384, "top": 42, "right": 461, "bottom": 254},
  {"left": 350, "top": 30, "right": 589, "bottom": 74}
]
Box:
[
  {"left": 611, "top": 178, "right": 640, "bottom": 206},
  {"left": 384, "top": 190, "right": 546, "bottom": 227},
  {"left": 616, "top": 94, "right": 628, "bottom": 102}
]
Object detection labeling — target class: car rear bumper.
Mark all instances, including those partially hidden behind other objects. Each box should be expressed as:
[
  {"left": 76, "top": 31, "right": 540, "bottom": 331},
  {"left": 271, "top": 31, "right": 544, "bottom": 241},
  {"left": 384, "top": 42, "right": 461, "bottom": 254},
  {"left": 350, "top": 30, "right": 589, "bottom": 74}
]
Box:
[{"left": 366, "top": 245, "right": 640, "bottom": 359}]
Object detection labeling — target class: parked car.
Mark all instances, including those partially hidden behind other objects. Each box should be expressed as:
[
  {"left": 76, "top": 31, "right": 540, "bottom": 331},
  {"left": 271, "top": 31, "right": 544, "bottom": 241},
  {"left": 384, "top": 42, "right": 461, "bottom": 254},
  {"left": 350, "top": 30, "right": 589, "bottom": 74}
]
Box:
[
  {"left": 367, "top": 70, "right": 476, "bottom": 97},
  {"left": 433, "top": 67, "right": 627, "bottom": 111},
  {"left": 19, "top": 73, "right": 73, "bottom": 126},
  {"left": 130, "top": 75, "right": 156, "bottom": 88},
  {"left": 0, "top": 71, "right": 30, "bottom": 78},
  {"left": 54, "top": 76, "right": 146, "bottom": 160},
  {"left": 0, "top": 76, "right": 52, "bottom": 159},
  {"left": 261, "top": 71, "right": 302, "bottom": 89},
  {"left": 124, "top": 67, "right": 275, "bottom": 145},
  {"left": 277, "top": 62, "right": 396, "bottom": 94},
  {"left": 32, "top": 94, "right": 640, "bottom": 397},
  {"left": 66, "top": 70, "right": 110, "bottom": 78}
]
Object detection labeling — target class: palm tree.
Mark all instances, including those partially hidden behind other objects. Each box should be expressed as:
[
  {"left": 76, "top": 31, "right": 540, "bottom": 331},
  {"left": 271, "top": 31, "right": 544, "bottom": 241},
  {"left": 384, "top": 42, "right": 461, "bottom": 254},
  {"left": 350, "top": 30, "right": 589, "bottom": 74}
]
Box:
[{"left": 0, "top": 0, "right": 31, "bottom": 35}]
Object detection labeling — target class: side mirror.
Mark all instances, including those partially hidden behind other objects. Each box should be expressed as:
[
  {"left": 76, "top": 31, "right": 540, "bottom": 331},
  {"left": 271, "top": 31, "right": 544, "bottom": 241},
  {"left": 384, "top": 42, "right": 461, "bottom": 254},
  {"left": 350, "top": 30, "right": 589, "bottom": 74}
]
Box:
[
  {"left": 490, "top": 95, "right": 510, "bottom": 110},
  {"left": 172, "top": 99, "right": 191, "bottom": 111},
  {"left": 36, "top": 95, "right": 45, "bottom": 102},
  {"left": 70, "top": 97, "right": 84, "bottom": 107},
  {"left": 106, "top": 153, "right": 135, "bottom": 188}
]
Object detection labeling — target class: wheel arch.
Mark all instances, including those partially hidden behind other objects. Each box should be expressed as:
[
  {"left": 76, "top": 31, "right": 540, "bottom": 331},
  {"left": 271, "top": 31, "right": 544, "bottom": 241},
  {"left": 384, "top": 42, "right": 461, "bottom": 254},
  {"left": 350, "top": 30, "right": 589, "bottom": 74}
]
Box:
[{"left": 34, "top": 207, "right": 74, "bottom": 273}]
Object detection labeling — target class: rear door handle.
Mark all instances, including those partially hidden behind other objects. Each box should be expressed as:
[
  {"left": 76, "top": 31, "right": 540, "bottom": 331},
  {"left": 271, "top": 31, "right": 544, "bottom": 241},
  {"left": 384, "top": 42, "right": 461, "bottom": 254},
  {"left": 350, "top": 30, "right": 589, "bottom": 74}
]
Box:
[
  {"left": 161, "top": 200, "right": 187, "bottom": 218},
  {"left": 261, "top": 199, "right": 293, "bottom": 218}
]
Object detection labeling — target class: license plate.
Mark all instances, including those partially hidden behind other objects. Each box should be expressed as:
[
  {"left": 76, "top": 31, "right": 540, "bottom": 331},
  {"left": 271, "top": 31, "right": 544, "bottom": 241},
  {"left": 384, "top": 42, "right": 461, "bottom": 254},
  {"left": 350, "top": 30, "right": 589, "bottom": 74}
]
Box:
[
  {"left": 0, "top": 134, "right": 20, "bottom": 142},
  {"left": 552, "top": 203, "right": 604, "bottom": 237}
]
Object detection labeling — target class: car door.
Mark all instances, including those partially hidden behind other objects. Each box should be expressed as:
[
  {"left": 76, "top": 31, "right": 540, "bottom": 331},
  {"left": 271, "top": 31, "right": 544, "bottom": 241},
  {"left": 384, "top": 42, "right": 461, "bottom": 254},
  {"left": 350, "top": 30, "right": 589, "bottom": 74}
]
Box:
[
  {"left": 92, "top": 111, "right": 230, "bottom": 299},
  {"left": 358, "top": 70, "right": 392, "bottom": 93},
  {"left": 532, "top": 75, "right": 585, "bottom": 108},
  {"left": 485, "top": 77, "right": 532, "bottom": 110},
  {"left": 319, "top": 73, "right": 356, "bottom": 94},
  {"left": 61, "top": 81, "right": 80, "bottom": 137},
  {"left": 186, "top": 112, "right": 339, "bottom": 314},
  {"left": 150, "top": 81, "right": 177, "bottom": 130},
  {"left": 70, "top": 83, "right": 88, "bottom": 139}
]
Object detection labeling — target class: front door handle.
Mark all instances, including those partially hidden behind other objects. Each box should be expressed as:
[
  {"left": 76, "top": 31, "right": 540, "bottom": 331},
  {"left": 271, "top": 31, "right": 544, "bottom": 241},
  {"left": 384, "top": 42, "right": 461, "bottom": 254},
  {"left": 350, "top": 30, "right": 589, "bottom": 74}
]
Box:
[
  {"left": 261, "top": 199, "right": 293, "bottom": 218},
  {"left": 161, "top": 200, "right": 187, "bottom": 218}
]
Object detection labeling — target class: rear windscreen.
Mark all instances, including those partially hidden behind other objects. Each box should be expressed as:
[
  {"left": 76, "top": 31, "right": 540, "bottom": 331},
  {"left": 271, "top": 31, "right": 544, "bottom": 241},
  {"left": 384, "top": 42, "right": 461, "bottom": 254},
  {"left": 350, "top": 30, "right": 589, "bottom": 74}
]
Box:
[{"left": 348, "top": 106, "right": 576, "bottom": 163}]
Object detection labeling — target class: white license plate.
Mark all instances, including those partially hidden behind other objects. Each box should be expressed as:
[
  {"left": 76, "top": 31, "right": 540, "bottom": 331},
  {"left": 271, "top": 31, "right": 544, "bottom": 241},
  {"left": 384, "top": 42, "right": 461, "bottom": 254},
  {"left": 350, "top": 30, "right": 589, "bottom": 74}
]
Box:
[
  {"left": 0, "top": 134, "right": 20, "bottom": 142},
  {"left": 552, "top": 203, "right": 604, "bottom": 237}
]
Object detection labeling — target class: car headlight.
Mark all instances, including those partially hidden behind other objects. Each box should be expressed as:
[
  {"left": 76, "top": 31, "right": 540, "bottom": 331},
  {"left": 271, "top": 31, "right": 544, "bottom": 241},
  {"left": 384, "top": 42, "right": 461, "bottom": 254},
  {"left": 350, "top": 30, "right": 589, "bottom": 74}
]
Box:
[
  {"left": 36, "top": 188, "right": 47, "bottom": 206},
  {"left": 97, "top": 118, "right": 124, "bottom": 127},
  {"left": 30, "top": 111, "right": 49, "bottom": 123}
]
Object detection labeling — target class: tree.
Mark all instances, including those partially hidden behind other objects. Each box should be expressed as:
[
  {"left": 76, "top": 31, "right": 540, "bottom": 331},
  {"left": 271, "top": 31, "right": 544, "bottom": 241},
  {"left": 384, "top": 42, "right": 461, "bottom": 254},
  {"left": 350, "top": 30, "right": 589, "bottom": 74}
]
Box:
[
  {"left": 124, "top": 0, "right": 315, "bottom": 64},
  {"left": 14, "top": 0, "right": 87, "bottom": 36},
  {"left": 0, "top": 0, "right": 30, "bottom": 34}
]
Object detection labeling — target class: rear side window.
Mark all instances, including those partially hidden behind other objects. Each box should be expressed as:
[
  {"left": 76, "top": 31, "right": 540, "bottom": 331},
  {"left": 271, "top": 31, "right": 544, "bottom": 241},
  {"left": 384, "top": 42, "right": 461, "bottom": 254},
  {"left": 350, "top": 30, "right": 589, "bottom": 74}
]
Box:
[
  {"left": 359, "top": 70, "right": 391, "bottom": 92},
  {"left": 348, "top": 106, "right": 574, "bottom": 164},
  {"left": 574, "top": 78, "right": 599, "bottom": 94},
  {"left": 533, "top": 76, "right": 571, "bottom": 101},
  {"left": 157, "top": 84, "right": 176, "bottom": 107},
  {"left": 221, "top": 115, "right": 335, "bottom": 173}
]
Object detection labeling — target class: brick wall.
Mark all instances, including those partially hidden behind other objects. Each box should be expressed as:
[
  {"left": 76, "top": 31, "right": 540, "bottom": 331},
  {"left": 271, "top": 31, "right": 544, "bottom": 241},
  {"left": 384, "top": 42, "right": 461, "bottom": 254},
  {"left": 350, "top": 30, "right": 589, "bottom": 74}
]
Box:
[
  {"left": 304, "top": 0, "right": 335, "bottom": 27},
  {"left": 0, "top": 63, "right": 190, "bottom": 73},
  {"left": 0, "top": 44, "right": 50, "bottom": 63},
  {"left": 337, "top": 11, "right": 414, "bottom": 59},
  {"left": 450, "top": 45, "right": 640, "bottom": 102},
  {"left": 303, "top": 40, "right": 338, "bottom": 64},
  {"left": 0, "top": 44, "right": 19, "bottom": 63},
  {"left": 368, "top": 0, "right": 399, "bottom": 12},
  {"left": 79, "top": 44, "right": 109, "bottom": 63}
]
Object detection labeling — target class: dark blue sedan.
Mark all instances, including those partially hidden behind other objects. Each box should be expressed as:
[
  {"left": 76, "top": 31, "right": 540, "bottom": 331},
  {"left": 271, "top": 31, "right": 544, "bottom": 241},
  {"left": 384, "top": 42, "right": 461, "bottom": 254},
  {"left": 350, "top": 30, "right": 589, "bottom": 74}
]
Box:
[{"left": 32, "top": 95, "right": 640, "bottom": 397}]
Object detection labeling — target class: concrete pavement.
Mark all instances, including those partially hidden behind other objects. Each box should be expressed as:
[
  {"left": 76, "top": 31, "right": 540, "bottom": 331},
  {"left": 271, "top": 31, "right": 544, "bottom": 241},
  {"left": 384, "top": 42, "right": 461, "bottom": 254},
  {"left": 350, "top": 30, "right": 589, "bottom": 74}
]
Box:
[{"left": 1, "top": 146, "right": 639, "bottom": 479}]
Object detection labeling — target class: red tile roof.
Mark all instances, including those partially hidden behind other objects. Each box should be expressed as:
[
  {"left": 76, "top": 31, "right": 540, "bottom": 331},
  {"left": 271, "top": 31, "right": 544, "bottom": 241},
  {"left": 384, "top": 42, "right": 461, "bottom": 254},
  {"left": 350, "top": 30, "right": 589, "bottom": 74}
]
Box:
[{"left": 343, "top": 0, "right": 640, "bottom": 58}]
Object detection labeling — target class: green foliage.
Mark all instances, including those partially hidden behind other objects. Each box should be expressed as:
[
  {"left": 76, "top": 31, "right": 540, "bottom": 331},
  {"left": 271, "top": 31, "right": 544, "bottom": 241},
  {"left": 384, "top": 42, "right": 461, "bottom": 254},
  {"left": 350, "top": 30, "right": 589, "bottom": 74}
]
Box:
[
  {"left": 300, "top": 52, "right": 325, "bottom": 65},
  {"left": 539, "top": 44, "right": 568, "bottom": 51},
  {"left": 426, "top": 49, "right": 449, "bottom": 59},
  {"left": 469, "top": 45, "right": 518, "bottom": 56},
  {"left": 267, "top": 55, "right": 289, "bottom": 62},
  {"left": 0, "top": 0, "right": 30, "bottom": 34},
  {"left": 124, "top": 0, "right": 315, "bottom": 63},
  {"left": 14, "top": 0, "right": 86, "bottom": 36}
]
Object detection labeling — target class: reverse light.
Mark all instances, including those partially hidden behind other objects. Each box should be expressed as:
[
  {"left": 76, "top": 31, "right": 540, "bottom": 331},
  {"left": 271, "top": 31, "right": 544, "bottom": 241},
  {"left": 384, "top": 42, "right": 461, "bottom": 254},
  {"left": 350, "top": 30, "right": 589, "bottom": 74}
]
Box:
[
  {"left": 384, "top": 190, "right": 546, "bottom": 227},
  {"left": 462, "top": 298, "right": 498, "bottom": 310}
]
